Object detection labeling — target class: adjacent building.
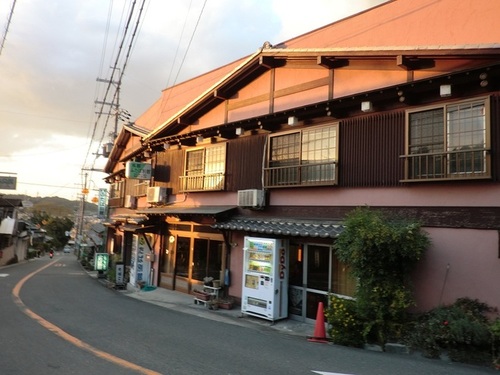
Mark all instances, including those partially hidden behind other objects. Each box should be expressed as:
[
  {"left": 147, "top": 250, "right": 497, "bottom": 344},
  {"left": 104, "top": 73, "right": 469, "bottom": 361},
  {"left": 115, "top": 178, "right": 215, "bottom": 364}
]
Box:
[{"left": 0, "top": 197, "right": 30, "bottom": 266}]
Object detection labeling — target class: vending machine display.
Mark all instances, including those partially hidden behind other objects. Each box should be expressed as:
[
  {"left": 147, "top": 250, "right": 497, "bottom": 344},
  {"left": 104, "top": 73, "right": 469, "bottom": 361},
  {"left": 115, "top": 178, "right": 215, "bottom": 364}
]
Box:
[{"left": 241, "top": 236, "right": 288, "bottom": 321}]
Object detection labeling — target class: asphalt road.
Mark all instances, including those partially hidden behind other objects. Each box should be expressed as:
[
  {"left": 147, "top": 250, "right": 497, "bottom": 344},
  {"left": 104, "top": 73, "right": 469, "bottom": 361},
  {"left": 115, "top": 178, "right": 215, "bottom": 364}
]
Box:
[{"left": 0, "top": 255, "right": 495, "bottom": 375}]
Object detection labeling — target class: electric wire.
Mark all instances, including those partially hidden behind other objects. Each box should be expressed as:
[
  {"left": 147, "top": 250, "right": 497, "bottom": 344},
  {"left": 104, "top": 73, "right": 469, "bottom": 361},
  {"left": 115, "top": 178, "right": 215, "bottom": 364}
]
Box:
[
  {"left": 85, "top": 0, "right": 114, "bottom": 145},
  {"left": 152, "top": 0, "right": 208, "bottom": 129},
  {"left": 81, "top": 0, "right": 140, "bottom": 187},
  {"left": 82, "top": 0, "right": 204, "bottom": 190},
  {"left": 91, "top": 0, "right": 147, "bottom": 171},
  {"left": 0, "top": 0, "right": 17, "bottom": 56}
]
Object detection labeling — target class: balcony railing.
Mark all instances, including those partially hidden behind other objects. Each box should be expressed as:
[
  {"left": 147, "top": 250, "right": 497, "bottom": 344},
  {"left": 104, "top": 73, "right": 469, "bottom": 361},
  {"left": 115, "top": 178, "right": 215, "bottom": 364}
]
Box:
[
  {"left": 402, "top": 147, "right": 490, "bottom": 181},
  {"left": 134, "top": 181, "right": 150, "bottom": 196},
  {"left": 179, "top": 172, "right": 225, "bottom": 192},
  {"left": 264, "top": 161, "right": 337, "bottom": 188}
]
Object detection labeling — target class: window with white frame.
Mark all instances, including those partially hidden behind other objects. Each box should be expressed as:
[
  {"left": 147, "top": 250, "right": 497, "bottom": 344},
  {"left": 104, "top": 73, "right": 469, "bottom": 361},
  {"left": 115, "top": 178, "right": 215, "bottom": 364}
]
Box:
[
  {"left": 265, "top": 124, "right": 338, "bottom": 188},
  {"left": 405, "top": 98, "right": 490, "bottom": 180},
  {"left": 181, "top": 143, "right": 226, "bottom": 191}
]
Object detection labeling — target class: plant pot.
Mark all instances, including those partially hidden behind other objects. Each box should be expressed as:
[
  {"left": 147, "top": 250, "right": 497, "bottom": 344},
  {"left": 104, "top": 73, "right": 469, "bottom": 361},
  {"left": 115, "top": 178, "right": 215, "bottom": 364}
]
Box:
[
  {"left": 218, "top": 302, "right": 233, "bottom": 310},
  {"left": 193, "top": 290, "right": 211, "bottom": 301}
]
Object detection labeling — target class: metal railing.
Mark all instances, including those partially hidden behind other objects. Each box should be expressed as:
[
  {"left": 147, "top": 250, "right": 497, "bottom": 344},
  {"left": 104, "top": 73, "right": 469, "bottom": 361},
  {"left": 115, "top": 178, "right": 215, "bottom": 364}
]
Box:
[
  {"left": 264, "top": 161, "right": 337, "bottom": 188},
  {"left": 179, "top": 172, "right": 225, "bottom": 192},
  {"left": 403, "top": 148, "right": 490, "bottom": 181},
  {"left": 134, "top": 181, "right": 150, "bottom": 197}
]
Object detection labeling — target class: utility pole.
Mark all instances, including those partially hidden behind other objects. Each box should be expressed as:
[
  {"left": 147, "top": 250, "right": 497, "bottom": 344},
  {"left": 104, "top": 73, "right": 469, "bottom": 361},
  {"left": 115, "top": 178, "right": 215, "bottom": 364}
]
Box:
[
  {"left": 95, "top": 76, "right": 120, "bottom": 140},
  {"left": 76, "top": 173, "right": 89, "bottom": 260},
  {"left": 95, "top": 69, "right": 130, "bottom": 157}
]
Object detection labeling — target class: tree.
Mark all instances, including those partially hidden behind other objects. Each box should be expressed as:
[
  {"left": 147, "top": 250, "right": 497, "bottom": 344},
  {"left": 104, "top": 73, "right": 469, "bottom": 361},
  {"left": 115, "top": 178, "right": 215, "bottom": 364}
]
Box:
[
  {"left": 334, "top": 206, "right": 430, "bottom": 346},
  {"left": 30, "top": 210, "right": 73, "bottom": 250},
  {"left": 44, "top": 216, "right": 74, "bottom": 250}
]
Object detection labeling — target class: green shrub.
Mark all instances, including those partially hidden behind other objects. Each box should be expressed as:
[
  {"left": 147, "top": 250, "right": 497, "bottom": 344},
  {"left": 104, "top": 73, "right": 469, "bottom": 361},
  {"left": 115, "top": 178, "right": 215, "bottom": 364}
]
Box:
[
  {"left": 326, "top": 295, "right": 364, "bottom": 347},
  {"left": 334, "top": 207, "right": 430, "bottom": 346},
  {"left": 405, "top": 298, "right": 493, "bottom": 365},
  {"left": 490, "top": 319, "right": 500, "bottom": 370}
]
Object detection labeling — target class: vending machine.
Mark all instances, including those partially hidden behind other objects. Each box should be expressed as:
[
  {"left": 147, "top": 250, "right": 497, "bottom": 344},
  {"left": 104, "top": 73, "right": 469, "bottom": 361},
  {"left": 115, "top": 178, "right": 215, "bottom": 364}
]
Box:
[{"left": 241, "top": 236, "right": 288, "bottom": 321}]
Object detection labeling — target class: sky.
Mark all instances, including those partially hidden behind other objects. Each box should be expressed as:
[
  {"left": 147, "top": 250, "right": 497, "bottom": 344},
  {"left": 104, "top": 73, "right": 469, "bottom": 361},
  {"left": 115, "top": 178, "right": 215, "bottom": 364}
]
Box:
[{"left": 0, "top": 0, "right": 387, "bottom": 201}]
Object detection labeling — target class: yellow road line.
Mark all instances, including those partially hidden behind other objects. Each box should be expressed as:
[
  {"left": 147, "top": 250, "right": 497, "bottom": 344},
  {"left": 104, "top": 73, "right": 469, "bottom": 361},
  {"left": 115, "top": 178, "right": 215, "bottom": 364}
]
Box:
[{"left": 12, "top": 260, "right": 162, "bottom": 375}]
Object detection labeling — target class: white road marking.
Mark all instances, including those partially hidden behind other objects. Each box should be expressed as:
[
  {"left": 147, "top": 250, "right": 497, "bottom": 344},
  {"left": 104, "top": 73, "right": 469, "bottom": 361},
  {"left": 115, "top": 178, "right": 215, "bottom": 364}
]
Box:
[
  {"left": 0, "top": 273, "right": 9, "bottom": 277},
  {"left": 312, "top": 371, "right": 355, "bottom": 375}
]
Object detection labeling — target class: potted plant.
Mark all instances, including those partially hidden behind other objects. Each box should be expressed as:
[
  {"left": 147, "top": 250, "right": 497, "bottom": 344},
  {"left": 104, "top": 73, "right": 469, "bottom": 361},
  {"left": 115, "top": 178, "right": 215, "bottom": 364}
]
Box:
[{"left": 215, "top": 297, "right": 234, "bottom": 310}]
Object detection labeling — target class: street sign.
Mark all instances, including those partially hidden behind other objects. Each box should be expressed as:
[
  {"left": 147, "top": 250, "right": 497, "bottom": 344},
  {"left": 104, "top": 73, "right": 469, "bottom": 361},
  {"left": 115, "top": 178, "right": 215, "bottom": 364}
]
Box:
[{"left": 0, "top": 175, "right": 16, "bottom": 190}]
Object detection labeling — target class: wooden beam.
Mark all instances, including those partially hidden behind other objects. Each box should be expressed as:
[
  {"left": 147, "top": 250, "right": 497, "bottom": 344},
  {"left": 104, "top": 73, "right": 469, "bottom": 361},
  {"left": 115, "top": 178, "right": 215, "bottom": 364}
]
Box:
[
  {"left": 213, "top": 89, "right": 229, "bottom": 100},
  {"left": 317, "top": 56, "right": 349, "bottom": 69},
  {"left": 397, "top": 55, "right": 435, "bottom": 70},
  {"left": 259, "top": 56, "right": 276, "bottom": 69}
]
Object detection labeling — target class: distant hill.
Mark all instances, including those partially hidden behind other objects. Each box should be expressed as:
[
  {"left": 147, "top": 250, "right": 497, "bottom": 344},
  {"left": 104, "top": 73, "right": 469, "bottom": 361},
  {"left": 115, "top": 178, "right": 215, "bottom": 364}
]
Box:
[{"left": 4, "top": 195, "right": 98, "bottom": 218}]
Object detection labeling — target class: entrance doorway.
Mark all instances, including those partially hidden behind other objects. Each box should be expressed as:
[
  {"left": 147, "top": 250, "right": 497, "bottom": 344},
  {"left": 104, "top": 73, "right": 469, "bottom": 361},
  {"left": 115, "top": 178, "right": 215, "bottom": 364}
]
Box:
[
  {"left": 288, "top": 242, "right": 355, "bottom": 322},
  {"left": 159, "top": 223, "right": 225, "bottom": 294}
]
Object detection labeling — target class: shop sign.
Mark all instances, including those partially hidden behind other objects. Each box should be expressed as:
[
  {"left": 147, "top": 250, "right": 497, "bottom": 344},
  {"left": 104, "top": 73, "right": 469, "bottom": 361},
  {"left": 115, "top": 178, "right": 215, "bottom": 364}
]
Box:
[
  {"left": 95, "top": 253, "right": 109, "bottom": 271},
  {"left": 125, "top": 161, "right": 152, "bottom": 180}
]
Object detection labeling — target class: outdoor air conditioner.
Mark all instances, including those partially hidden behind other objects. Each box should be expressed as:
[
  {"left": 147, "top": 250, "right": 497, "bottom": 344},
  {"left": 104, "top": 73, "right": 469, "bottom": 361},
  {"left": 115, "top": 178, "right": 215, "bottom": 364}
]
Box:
[
  {"left": 237, "top": 189, "right": 265, "bottom": 208},
  {"left": 147, "top": 186, "right": 167, "bottom": 203},
  {"left": 124, "top": 195, "right": 137, "bottom": 209}
]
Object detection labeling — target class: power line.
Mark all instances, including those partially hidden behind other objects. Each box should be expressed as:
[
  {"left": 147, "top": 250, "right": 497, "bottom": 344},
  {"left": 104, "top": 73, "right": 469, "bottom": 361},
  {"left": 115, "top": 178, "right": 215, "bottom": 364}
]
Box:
[
  {"left": 0, "top": 0, "right": 17, "bottom": 56},
  {"left": 16, "top": 181, "right": 82, "bottom": 191},
  {"left": 152, "top": 0, "right": 208, "bottom": 128},
  {"left": 83, "top": 0, "right": 147, "bottom": 176}
]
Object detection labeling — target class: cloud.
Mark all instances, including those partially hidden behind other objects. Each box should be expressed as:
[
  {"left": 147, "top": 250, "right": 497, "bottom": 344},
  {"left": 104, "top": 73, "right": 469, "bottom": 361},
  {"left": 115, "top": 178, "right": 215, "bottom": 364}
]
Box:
[{"left": 0, "top": 0, "right": 387, "bottom": 199}]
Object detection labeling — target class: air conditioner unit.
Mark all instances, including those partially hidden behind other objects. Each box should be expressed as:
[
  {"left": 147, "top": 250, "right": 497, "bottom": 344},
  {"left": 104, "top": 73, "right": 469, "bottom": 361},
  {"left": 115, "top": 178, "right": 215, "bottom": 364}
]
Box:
[
  {"left": 147, "top": 186, "right": 167, "bottom": 203},
  {"left": 237, "top": 189, "right": 265, "bottom": 208},
  {"left": 124, "top": 195, "right": 137, "bottom": 209}
]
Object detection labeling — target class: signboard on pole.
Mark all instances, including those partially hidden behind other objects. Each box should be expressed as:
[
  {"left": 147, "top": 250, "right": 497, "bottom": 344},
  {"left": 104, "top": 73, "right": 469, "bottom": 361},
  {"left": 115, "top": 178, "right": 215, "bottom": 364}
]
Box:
[
  {"left": 0, "top": 175, "right": 17, "bottom": 190},
  {"left": 115, "top": 263, "right": 124, "bottom": 285},
  {"left": 97, "top": 188, "right": 108, "bottom": 218},
  {"left": 95, "top": 253, "right": 109, "bottom": 271}
]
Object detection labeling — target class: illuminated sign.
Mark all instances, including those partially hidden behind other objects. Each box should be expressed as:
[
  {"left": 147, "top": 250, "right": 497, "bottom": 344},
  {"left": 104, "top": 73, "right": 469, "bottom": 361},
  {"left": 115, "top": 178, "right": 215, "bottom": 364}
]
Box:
[
  {"left": 125, "top": 161, "right": 152, "bottom": 180},
  {"left": 95, "top": 253, "right": 109, "bottom": 271}
]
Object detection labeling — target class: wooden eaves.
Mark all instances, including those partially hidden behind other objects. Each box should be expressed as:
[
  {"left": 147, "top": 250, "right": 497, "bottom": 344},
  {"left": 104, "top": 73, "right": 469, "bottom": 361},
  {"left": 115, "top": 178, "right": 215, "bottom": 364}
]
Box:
[{"left": 143, "top": 45, "right": 500, "bottom": 148}]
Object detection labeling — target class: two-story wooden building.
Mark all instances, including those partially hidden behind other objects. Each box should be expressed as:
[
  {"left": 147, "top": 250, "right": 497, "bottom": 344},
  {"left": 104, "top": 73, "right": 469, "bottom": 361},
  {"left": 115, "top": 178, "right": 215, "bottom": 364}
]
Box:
[{"left": 104, "top": 0, "right": 500, "bottom": 322}]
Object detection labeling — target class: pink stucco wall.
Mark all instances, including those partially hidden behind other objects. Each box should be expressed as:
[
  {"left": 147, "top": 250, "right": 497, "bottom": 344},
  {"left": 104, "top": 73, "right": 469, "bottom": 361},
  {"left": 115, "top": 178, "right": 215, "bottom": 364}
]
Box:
[
  {"left": 270, "top": 184, "right": 500, "bottom": 208},
  {"left": 413, "top": 227, "right": 500, "bottom": 312},
  {"left": 227, "top": 232, "right": 245, "bottom": 300}
]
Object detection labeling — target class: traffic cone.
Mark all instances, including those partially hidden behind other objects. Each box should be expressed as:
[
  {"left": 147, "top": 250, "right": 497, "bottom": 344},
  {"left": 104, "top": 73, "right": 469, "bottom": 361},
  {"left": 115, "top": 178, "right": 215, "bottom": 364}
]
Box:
[{"left": 307, "top": 301, "right": 328, "bottom": 343}]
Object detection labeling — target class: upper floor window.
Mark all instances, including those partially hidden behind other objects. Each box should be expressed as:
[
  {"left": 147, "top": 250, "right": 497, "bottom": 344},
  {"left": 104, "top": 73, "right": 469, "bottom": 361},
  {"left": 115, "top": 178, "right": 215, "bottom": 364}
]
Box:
[
  {"left": 180, "top": 143, "right": 226, "bottom": 192},
  {"left": 264, "top": 124, "right": 338, "bottom": 188},
  {"left": 404, "top": 98, "right": 490, "bottom": 181},
  {"left": 110, "top": 181, "right": 124, "bottom": 199}
]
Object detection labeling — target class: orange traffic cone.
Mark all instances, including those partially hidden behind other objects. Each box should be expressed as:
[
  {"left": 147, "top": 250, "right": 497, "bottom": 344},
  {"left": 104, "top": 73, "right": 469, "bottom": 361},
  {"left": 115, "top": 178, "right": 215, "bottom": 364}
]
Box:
[{"left": 307, "top": 301, "right": 329, "bottom": 343}]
